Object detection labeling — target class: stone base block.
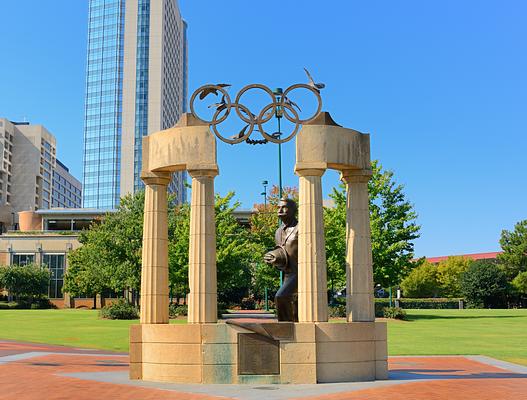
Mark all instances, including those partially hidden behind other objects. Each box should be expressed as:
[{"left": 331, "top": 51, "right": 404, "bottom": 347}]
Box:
[{"left": 129, "top": 321, "right": 388, "bottom": 384}]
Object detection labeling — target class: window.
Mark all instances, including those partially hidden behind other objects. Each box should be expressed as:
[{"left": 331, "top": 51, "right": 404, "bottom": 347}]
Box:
[
  {"left": 11, "top": 253, "right": 35, "bottom": 266},
  {"left": 42, "top": 254, "right": 65, "bottom": 298}
]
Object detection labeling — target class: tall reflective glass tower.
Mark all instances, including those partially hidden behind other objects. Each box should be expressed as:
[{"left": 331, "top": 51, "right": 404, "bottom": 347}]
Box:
[{"left": 82, "top": 0, "right": 188, "bottom": 209}]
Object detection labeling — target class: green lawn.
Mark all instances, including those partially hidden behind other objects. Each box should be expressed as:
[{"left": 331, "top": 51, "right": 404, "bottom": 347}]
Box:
[
  {"left": 387, "top": 309, "right": 527, "bottom": 365},
  {"left": 0, "top": 309, "right": 184, "bottom": 352},
  {"left": 0, "top": 309, "right": 526, "bottom": 365}
]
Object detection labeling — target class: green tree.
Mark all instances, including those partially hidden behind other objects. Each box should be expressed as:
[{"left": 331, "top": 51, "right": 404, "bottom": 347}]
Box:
[
  {"left": 498, "top": 220, "right": 527, "bottom": 280},
  {"left": 215, "top": 192, "right": 254, "bottom": 304},
  {"left": 64, "top": 190, "right": 257, "bottom": 306},
  {"left": 437, "top": 256, "right": 471, "bottom": 297},
  {"left": 400, "top": 261, "right": 440, "bottom": 298},
  {"left": 168, "top": 203, "right": 190, "bottom": 301},
  {"left": 63, "top": 244, "right": 109, "bottom": 301},
  {"left": 64, "top": 191, "right": 145, "bottom": 305},
  {"left": 461, "top": 260, "right": 509, "bottom": 308},
  {"left": 324, "top": 160, "right": 421, "bottom": 290},
  {"left": 0, "top": 264, "right": 50, "bottom": 302},
  {"left": 324, "top": 190, "right": 347, "bottom": 293},
  {"left": 512, "top": 271, "right": 527, "bottom": 296}
]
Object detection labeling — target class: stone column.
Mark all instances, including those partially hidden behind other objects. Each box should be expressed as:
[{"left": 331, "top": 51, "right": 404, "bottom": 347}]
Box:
[
  {"left": 341, "top": 170, "right": 375, "bottom": 322},
  {"left": 140, "top": 171, "right": 171, "bottom": 324},
  {"left": 188, "top": 169, "right": 218, "bottom": 323},
  {"left": 296, "top": 168, "right": 328, "bottom": 322}
]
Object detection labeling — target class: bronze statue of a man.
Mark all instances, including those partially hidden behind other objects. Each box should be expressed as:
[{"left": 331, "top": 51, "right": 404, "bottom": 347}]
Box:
[{"left": 263, "top": 198, "right": 298, "bottom": 322}]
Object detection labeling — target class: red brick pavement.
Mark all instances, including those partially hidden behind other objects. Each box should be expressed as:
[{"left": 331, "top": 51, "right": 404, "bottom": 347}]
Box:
[
  {"left": 1, "top": 340, "right": 526, "bottom": 399},
  {"left": 0, "top": 342, "right": 224, "bottom": 400},
  {"left": 301, "top": 357, "right": 527, "bottom": 400}
]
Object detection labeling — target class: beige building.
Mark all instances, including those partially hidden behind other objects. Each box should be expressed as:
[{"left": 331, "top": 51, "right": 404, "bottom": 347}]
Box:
[
  {"left": 0, "top": 120, "right": 56, "bottom": 216},
  {"left": 0, "top": 209, "right": 111, "bottom": 308},
  {"left": 0, "top": 119, "right": 82, "bottom": 231}
]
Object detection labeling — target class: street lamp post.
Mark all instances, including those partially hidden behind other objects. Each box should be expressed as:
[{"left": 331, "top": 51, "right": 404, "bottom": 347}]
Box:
[
  {"left": 274, "top": 88, "right": 284, "bottom": 200},
  {"left": 273, "top": 88, "right": 284, "bottom": 285},
  {"left": 261, "top": 180, "right": 268, "bottom": 209}
]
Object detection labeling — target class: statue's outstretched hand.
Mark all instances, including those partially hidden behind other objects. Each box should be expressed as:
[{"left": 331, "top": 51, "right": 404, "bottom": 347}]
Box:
[{"left": 263, "top": 252, "right": 276, "bottom": 265}]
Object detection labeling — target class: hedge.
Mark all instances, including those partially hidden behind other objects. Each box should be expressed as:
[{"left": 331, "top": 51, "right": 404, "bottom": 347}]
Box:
[{"left": 375, "top": 298, "right": 462, "bottom": 311}]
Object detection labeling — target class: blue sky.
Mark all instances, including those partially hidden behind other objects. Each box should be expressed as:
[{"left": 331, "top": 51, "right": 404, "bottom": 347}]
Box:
[{"left": 0, "top": 0, "right": 526, "bottom": 257}]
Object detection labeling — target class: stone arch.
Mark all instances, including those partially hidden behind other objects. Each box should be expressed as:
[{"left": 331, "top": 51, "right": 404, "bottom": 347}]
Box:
[{"left": 139, "top": 112, "right": 373, "bottom": 324}]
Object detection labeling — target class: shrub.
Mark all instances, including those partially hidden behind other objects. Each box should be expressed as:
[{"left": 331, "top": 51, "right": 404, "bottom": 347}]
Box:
[
  {"left": 382, "top": 307, "right": 407, "bottom": 320},
  {"left": 400, "top": 261, "right": 441, "bottom": 298},
  {"left": 240, "top": 296, "right": 256, "bottom": 310},
  {"left": 28, "top": 298, "right": 54, "bottom": 309},
  {"left": 99, "top": 298, "right": 139, "bottom": 320},
  {"left": 255, "top": 299, "right": 275, "bottom": 310},
  {"left": 328, "top": 304, "right": 346, "bottom": 318},
  {"left": 0, "top": 302, "right": 19, "bottom": 309},
  {"left": 169, "top": 303, "right": 188, "bottom": 318},
  {"left": 0, "top": 264, "right": 50, "bottom": 301},
  {"left": 400, "top": 298, "right": 461, "bottom": 309},
  {"left": 217, "top": 301, "right": 229, "bottom": 318},
  {"left": 461, "top": 260, "right": 508, "bottom": 308}
]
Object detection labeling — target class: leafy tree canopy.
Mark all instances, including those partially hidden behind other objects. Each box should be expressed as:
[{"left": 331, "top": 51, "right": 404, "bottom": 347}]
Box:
[
  {"left": 64, "top": 190, "right": 257, "bottom": 305},
  {"left": 461, "top": 260, "right": 509, "bottom": 308},
  {"left": 437, "top": 256, "right": 471, "bottom": 298},
  {"left": 400, "top": 261, "right": 440, "bottom": 298},
  {"left": 498, "top": 220, "right": 527, "bottom": 280},
  {"left": 512, "top": 271, "right": 527, "bottom": 296},
  {"left": 324, "top": 160, "right": 421, "bottom": 290}
]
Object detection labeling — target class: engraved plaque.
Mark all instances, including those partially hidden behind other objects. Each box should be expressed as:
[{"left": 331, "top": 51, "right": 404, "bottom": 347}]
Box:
[{"left": 238, "top": 333, "right": 280, "bottom": 375}]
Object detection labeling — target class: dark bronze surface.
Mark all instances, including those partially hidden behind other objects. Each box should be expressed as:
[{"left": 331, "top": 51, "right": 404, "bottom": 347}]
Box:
[
  {"left": 264, "top": 198, "right": 299, "bottom": 322},
  {"left": 189, "top": 79, "right": 323, "bottom": 145},
  {"left": 226, "top": 321, "right": 294, "bottom": 341},
  {"left": 238, "top": 333, "right": 280, "bottom": 375},
  {"left": 264, "top": 323, "right": 294, "bottom": 340}
]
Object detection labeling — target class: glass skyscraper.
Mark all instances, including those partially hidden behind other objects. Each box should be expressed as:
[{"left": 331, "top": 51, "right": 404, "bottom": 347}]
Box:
[{"left": 82, "top": 0, "right": 188, "bottom": 209}]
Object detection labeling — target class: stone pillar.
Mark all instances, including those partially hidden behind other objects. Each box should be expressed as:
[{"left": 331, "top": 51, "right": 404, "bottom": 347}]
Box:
[
  {"left": 296, "top": 168, "right": 328, "bottom": 322},
  {"left": 188, "top": 169, "right": 218, "bottom": 323},
  {"left": 341, "top": 170, "right": 375, "bottom": 322},
  {"left": 140, "top": 171, "right": 171, "bottom": 324}
]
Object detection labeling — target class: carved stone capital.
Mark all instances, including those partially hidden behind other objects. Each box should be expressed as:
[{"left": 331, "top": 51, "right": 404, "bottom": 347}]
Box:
[
  {"left": 340, "top": 169, "right": 372, "bottom": 184},
  {"left": 188, "top": 169, "right": 219, "bottom": 179},
  {"left": 141, "top": 171, "right": 171, "bottom": 186},
  {"left": 295, "top": 168, "right": 326, "bottom": 178}
]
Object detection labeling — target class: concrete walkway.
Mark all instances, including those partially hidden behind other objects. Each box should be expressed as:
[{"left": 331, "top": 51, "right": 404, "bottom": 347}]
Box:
[{"left": 1, "top": 340, "right": 526, "bottom": 399}]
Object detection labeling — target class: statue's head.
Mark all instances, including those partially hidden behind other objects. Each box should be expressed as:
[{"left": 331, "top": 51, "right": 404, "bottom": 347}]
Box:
[{"left": 277, "top": 197, "right": 297, "bottom": 223}]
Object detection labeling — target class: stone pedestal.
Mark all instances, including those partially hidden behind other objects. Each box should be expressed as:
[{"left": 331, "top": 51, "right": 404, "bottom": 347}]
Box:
[
  {"left": 188, "top": 169, "right": 218, "bottom": 324},
  {"left": 129, "top": 321, "right": 388, "bottom": 383},
  {"left": 296, "top": 168, "right": 328, "bottom": 323},
  {"left": 140, "top": 172, "right": 171, "bottom": 324},
  {"left": 342, "top": 170, "right": 375, "bottom": 322}
]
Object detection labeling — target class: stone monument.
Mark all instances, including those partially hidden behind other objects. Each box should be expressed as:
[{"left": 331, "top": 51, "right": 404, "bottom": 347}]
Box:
[{"left": 129, "top": 80, "right": 388, "bottom": 384}]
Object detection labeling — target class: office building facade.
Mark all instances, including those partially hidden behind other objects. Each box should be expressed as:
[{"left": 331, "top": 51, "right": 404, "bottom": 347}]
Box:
[
  {"left": 52, "top": 160, "right": 82, "bottom": 208},
  {"left": 0, "top": 119, "right": 82, "bottom": 231},
  {"left": 83, "top": 0, "right": 188, "bottom": 209}
]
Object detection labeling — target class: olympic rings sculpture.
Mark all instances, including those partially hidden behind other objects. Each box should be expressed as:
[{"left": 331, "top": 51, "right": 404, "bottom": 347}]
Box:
[{"left": 189, "top": 83, "right": 323, "bottom": 145}]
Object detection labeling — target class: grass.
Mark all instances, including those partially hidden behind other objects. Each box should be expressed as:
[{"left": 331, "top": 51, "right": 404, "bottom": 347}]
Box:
[
  {"left": 0, "top": 309, "right": 184, "bottom": 352},
  {"left": 387, "top": 309, "right": 527, "bottom": 365},
  {"left": 0, "top": 308, "right": 525, "bottom": 365}
]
